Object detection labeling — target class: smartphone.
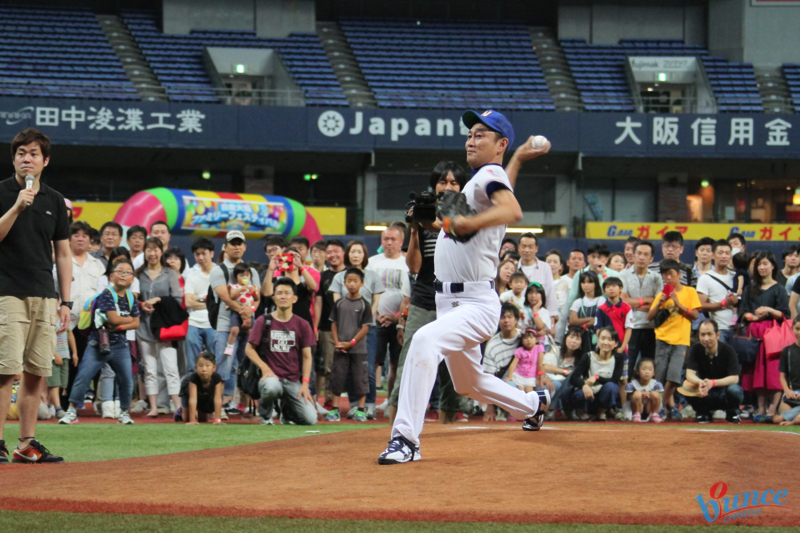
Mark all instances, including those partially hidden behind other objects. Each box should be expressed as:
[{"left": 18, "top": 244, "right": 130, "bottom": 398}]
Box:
[{"left": 663, "top": 284, "right": 674, "bottom": 298}]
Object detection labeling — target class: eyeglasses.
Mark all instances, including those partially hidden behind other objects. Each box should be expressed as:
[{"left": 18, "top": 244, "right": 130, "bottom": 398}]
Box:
[
  {"left": 112, "top": 270, "right": 133, "bottom": 277},
  {"left": 663, "top": 243, "right": 682, "bottom": 251}
]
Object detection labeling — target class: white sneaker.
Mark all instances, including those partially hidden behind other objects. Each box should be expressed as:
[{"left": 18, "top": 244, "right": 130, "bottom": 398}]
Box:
[
  {"left": 102, "top": 401, "right": 116, "bottom": 419},
  {"left": 117, "top": 410, "right": 134, "bottom": 425},
  {"left": 59, "top": 409, "right": 79, "bottom": 425},
  {"left": 220, "top": 410, "right": 229, "bottom": 420},
  {"left": 376, "top": 399, "right": 389, "bottom": 411},
  {"left": 130, "top": 399, "right": 148, "bottom": 414},
  {"left": 378, "top": 436, "right": 421, "bottom": 465}
]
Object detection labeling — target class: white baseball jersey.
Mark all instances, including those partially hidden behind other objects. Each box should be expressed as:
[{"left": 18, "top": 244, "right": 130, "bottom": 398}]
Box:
[{"left": 434, "top": 163, "right": 511, "bottom": 283}]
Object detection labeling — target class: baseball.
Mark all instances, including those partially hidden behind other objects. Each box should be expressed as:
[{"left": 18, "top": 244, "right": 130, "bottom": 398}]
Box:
[{"left": 531, "top": 135, "right": 549, "bottom": 149}]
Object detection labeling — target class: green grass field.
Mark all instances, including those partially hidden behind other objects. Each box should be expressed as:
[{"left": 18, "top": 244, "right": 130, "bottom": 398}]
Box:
[{"left": 1, "top": 421, "right": 797, "bottom": 532}]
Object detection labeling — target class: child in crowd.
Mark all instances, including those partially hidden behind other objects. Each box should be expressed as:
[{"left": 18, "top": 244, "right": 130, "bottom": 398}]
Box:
[
  {"left": 178, "top": 351, "right": 223, "bottom": 424},
  {"left": 647, "top": 259, "right": 701, "bottom": 420},
  {"left": 772, "top": 317, "right": 800, "bottom": 426},
  {"left": 731, "top": 251, "right": 751, "bottom": 301},
  {"left": 481, "top": 303, "right": 522, "bottom": 421},
  {"left": 500, "top": 271, "right": 529, "bottom": 310},
  {"left": 608, "top": 252, "right": 626, "bottom": 273},
  {"left": 568, "top": 326, "right": 624, "bottom": 421},
  {"left": 225, "top": 263, "right": 261, "bottom": 356},
  {"left": 522, "top": 282, "right": 551, "bottom": 337},
  {"left": 596, "top": 277, "right": 633, "bottom": 412},
  {"left": 507, "top": 329, "right": 549, "bottom": 393},
  {"left": 326, "top": 268, "right": 372, "bottom": 422},
  {"left": 543, "top": 326, "right": 584, "bottom": 419},
  {"left": 569, "top": 271, "right": 606, "bottom": 353},
  {"left": 59, "top": 259, "right": 140, "bottom": 425},
  {"left": 46, "top": 319, "right": 75, "bottom": 420},
  {"left": 624, "top": 358, "right": 664, "bottom": 422}
]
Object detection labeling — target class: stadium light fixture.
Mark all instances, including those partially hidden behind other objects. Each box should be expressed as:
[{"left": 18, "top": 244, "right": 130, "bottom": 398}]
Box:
[
  {"left": 235, "top": 64, "right": 246, "bottom": 74},
  {"left": 794, "top": 189, "right": 800, "bottom": 205},
  {"left": 505, "top": 227, "right": 544, "bottom": 234},
  {"left": 657, "top": 72, "right": 667, "bottom": 82},
  {"left": 701, "top": 180, "right": 709, "bottom": 188},
  {"left": 365, "top": 225, "right": 388, "bottom": 231},
  {"left": 201, "top": 171, "right": 211, "bottom": 180}
]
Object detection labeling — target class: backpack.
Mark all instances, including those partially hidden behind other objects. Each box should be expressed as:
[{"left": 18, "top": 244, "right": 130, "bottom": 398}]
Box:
[
  {"left": 77, "top": 287, "right": 135, "bottom": 337},
  {"left": 206, "top": 264, "right": 229, "bottom": 330},
  {"left": 238, "top": 315, "right": 270, "bottom": 400}
]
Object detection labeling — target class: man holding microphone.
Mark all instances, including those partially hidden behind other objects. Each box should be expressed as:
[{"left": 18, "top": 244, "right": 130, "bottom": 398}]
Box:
[{"left": 0, "top": 128, "right": 71, "bottom": 464}]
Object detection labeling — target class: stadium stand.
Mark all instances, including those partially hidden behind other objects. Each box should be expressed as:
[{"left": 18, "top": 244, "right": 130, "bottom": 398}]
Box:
[
  {"left": 338, "top": 17, "right": 555, "bottom": 111},
  {"left": 120, "top": 10, "right": 346, "bottom": 106},
  {"left": 0, "top": 5, "right": 138, "bottom": 100},
  {"left": 561, "top": 38, "right": 764, "bottom": 112},
  {"left": 782, "top": 63, "right": 800, "bottom": 111}
]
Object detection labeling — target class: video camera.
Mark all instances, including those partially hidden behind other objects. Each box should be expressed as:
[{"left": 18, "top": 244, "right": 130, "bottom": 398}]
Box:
[{"left": 405, "top": 191, "right": 438, "bottom": 224}]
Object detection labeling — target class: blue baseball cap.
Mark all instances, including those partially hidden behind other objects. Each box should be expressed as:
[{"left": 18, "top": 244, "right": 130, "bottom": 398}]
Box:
[{"left": 462, "top": 109, "right": 515, "bottom": 152}]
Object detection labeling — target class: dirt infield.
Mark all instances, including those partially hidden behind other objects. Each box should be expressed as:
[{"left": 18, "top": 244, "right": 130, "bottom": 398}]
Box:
[{"left": 0, "top": 424, "right": 797, "bottom": 526}]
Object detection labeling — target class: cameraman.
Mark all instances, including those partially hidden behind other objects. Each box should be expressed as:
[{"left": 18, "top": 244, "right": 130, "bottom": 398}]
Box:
[
  {"left": 263, "top": 247, "right": 318, "bottom": 326},
  {"left": 388, "top": 161, "right": 469, "bottom": 424}
]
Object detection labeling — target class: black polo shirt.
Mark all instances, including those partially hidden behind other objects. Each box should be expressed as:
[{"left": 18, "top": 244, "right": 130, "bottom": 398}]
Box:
[
  {"left": 686, "top": 341, "right": 740, "bottom": 381},
  {"left": 0, "top": 176, "right": 70, "bottom": 299},
  {"left": 410, "top": 228, "right": 437, "bottom": 312}
]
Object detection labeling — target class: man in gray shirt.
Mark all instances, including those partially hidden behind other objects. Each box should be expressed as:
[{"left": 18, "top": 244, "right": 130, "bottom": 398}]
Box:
[
  {"left": 210, "top": 230, "right": 260, "bottom": 409},
  {"left": 620, "top": 241, "right": 663, "bottom": 377}
]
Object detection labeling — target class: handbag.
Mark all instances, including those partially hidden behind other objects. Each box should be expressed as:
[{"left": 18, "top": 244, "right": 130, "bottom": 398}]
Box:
[
  {"left": 730, "top": 322, "right": 760, "bottom": 366},
  {"left": 653, "top": 308, "right": 671, "bottom": 329},
  {"left": 239, "top": 316, "right": 270, "bottom": 399},
  {"left": 158, "top": 278, "right": 189, "bottom": 342},
  {"left": 763, "top": 319, "right": 794, "bottom": 360}
]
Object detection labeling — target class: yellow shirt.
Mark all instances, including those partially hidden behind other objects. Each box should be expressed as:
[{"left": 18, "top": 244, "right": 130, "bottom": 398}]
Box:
[{"left": 650, "top": 286, "right": 702, "bottom": 346}]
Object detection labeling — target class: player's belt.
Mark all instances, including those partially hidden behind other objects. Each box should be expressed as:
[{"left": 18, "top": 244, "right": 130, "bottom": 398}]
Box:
[{"left": 434, "top": 280, "right": 495, "bottom": 294}]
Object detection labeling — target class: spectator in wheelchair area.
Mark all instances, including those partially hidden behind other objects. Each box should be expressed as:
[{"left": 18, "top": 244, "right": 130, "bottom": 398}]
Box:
[
  {"left": 772, "top": 316, "right": 800, "bottom": 426},
  {"left": 682, "top": 319, "right": 743, "bottom": 424},
  {"left": 244, "top": 277, "right": 317, "bottom": 426}
]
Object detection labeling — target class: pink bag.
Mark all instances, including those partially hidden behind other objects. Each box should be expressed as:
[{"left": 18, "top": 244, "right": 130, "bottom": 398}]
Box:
[{"left": 763, "top": 319, "right": 794, "bottom": 360}]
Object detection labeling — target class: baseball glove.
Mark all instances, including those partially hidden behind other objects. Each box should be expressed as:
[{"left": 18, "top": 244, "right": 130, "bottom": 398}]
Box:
[{"left": 437, "top": 190, "right": 477, "bottom": 243}]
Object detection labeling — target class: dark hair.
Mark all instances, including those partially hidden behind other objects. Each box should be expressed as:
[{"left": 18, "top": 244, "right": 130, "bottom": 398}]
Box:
[
  {"left": 264, "top": 236, "right": 286, "bottom": 251},
  {"left": 634, "top": 240, "right": 655, "bottom": 257},
  {"left": 126, "top": 225, "right": 147, "bottom": 240},
  {"left": 625, "top": 236, "right": 640, "bottom": 246},
  {"left": 430, "top": 160, "right": 467, "bottom": 191},
  {"left": 104, "top": 246, "right": 132, "bottom": 277},
  {"left": 712, "top": 239, "right": 731, "bottom": 253},
  {"left": 311, "top": 240, "right": 327, "bottom": 252},
  {"left": 634, "top": 358, "right": 655, "bottom": 380},
  {"left": 663, "top": 231, "right": 684, "bottom": 245},
  {"left": 164, "top": 246, "right": 186, "bottom": 273},
  {"left": 596, "top": 326, "right": 620, "bottom": 347},
  {"left": 99, "top": 221, "right": 123, "bottom": 237},
  {"left": 519, "top": 232, "right": 538, "bottom": 245},
  {"left": 561, "top": 326, "right": 586, "bottom": 360},
  {"left": 545, "top": 249, "right": 564, "bottom": 276},
  {"left": 608, "top": 252, "right": 625, "bottom": 267},
  {"left": 150, "top": 221, "right": 169, "bottom": 233},
  {"left": 501, "top": 251, "right": 521, "bottom": 263},
  {"left": 603, "top": 277, "right": 623, "bottom": 290},
  {"left": 344, "top": 267, "right": 364, "bottom": 281},
  {"left": 196, "top": 351, "right": 216, "bottom": 365},
  {"left": 749, "top": 251, "right": 779, "bottom": 299},
  {"left": 191, "top": 237, "right": 215, "bottom": 254},
  {"left": 109, "top": 258, "right": 134, "bottom": 282},
  {"left": 569, "top": 248, "right": 586, "bottom": 261},
  {"left": 659, "top": 258, "right": 682, "bottom": 275},
  {"left": 732, "top": 251, "right": 750, "bottom": 271},
  {"left": 728, "top": 232, "right": 746, "bottom": 246},
  {"left": 695, "top": 237, "right": 715, "bottom": 251},
  {"left": 524, "top": 283, "right": 546, "bottom": 308},
  {"left": 232, "top": 262, "right": 251, "bottom": 280},
  {"left": 274, "top": 276, "right": 297, "bottom": 295},
  {"left": 509, "top": 271, "right": 529, "bottom": 284},
  {"left": 577, "top": 271, "right": 603, "bottom": 298},
  {"left": 326, "top": 238, "right": 345, "bottom": 251},
  {"left": 501, "top": 237, "right": 518, "bottom": 251},
  {"left": 89, "top": 228, "right": 101, "bottom": 246},
  {"left": 587, "top": 243, "right": 610, "bottom": 257},
  {"left": 289, "top": 236, "right": 310, "bottom": 249},
  {"left": 495, "top": 258, "right": 517, "bottom": 293},
  {"left": 344, "top": 240, "right": 369, "bottom": 269},
  {"left": 11, "top": 128, "right": 51, "bottom": 160},
  {"left": 782, "top": 244, "right": 800, "bottom": 261},
  {"left": 500, "top": 302, "right": 520, "bottom": 321},
  {"left": 136, "top": 237, "right": 167, "bottom": 277},
  {"left": 698, "top": 319, "right": 719, "bottom": 333},
  {"left": 70, "top": 220, "right": 92, "bottom": 236},
  {"left": 793, "top": 316, "right": 800, "bottom": 326}
]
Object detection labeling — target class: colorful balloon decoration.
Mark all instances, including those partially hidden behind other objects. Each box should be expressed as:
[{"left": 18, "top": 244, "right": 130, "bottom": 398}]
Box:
[{"left": 114, "top": 188, "right": 323, "bottom": 243}]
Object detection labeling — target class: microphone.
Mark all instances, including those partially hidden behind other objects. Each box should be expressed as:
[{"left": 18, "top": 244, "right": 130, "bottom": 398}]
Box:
[{"left": 24, "top": 174, "right": 33, "bottom": 206}]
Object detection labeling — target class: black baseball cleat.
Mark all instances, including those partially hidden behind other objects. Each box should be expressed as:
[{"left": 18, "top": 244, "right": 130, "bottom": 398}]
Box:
[
  {"left": 0, "top": 440, "right": 8, "bottom": 465},
  {"left": 695, "top": 413, "right": 712, "bottom": 424},
  {"left": 726, "top": 414, "right": 741, "bottom": 425},
  {"left": 378, "top": 435, "right": 421, "bottom": 465},
  {"left": 523, "top": 389, "right": 551, "bottom": 432}
]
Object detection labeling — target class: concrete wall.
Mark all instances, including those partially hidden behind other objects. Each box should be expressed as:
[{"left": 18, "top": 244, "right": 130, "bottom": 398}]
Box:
[
  {"left": 163, "top": 0, "right": 314, "bottom": 37},
  {"left": 558, "top": 0, "right": 706, "bottom": 45}
]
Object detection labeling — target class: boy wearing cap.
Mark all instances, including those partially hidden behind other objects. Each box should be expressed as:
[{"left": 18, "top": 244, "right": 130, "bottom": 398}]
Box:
[
  {"left": 379, "top": 109, "right": 551, "bottom": 465},
  {"left": 209, "top": 230, "right": 261, "bottom": 410}
]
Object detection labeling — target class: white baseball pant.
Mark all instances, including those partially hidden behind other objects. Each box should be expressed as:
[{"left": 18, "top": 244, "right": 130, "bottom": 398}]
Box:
[{"left": 392, "top": 284, "right": 540, "bottom": 446}]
